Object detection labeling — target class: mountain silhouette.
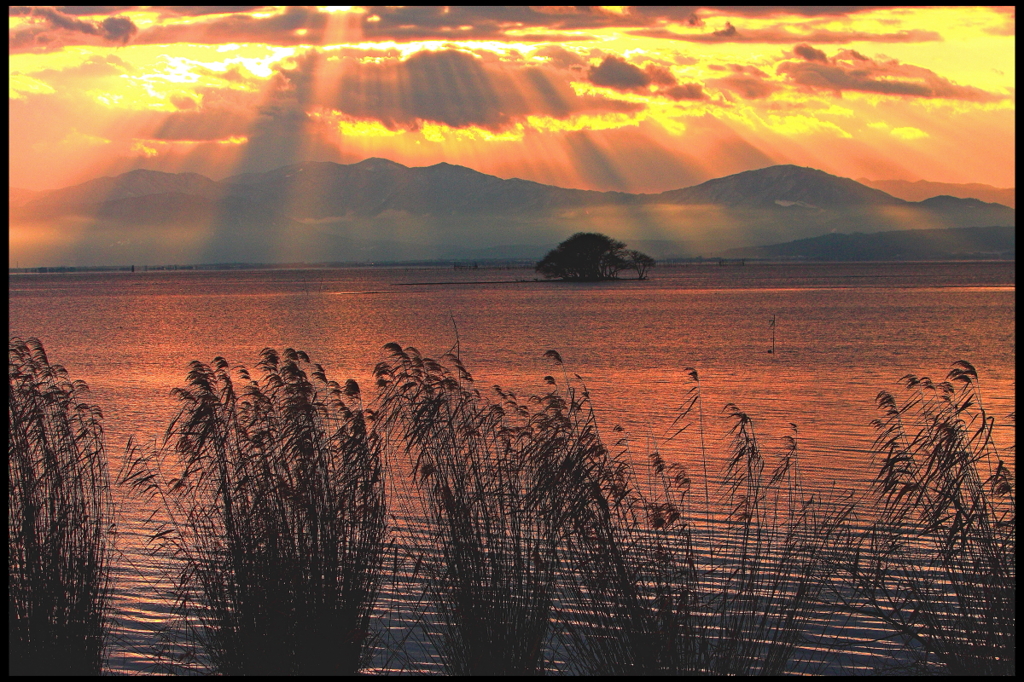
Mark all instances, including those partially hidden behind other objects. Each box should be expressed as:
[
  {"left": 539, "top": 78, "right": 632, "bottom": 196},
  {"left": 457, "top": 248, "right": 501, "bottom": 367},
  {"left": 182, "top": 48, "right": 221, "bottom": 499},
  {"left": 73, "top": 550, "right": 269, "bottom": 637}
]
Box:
[
  {"left": 857, "top": 178, "right": 1015, "bottom": 208},
  {"left": 215, "top": 158, "right": 625, "bottom": 218},
  {"left": 726, "top": 225, "right": 1014, "bottom": 261},
  {"left": 28, "top": 169, "right": 220, "bottom": 211},
  {"left": 11, "top": 159, "right": 1015, "bottom": 266},
  {"left": 653, "top": 164, "right": 905, "bottom": 208}
]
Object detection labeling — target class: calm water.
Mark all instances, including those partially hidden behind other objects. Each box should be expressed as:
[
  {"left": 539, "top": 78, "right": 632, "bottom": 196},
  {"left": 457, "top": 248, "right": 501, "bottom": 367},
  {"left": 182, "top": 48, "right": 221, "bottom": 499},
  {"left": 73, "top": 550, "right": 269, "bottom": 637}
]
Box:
[{"left": 8, "top": 261, "right": 1016, "bottom": 673}]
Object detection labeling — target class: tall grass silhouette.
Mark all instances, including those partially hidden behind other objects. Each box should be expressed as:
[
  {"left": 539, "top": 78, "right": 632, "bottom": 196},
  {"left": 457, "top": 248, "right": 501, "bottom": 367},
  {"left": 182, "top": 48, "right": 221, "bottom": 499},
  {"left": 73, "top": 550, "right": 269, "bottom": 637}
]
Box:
[
  {"left": 553, "top": 369, "right": 851, "bottom": 675},
  {"left": 120, "top": 348, "right": 387, "bottom": 674},
  {"left": 367, "top": 347, "right": 1014, "bottom": 675},
  {"left": 834, "top": 360, "right": 1015, "bottom": 674},
  {"left": 371, "top": 344, "right": 632, "bottom": 674},
  {"left": 9, "top": 337, "right": 113, "bottom": 675},
  {"left": 99, "top": 340, "right": 1015, "bottom": 675},
  {"left": 369, "top": 346, "right": 856, "bottom": 675}
]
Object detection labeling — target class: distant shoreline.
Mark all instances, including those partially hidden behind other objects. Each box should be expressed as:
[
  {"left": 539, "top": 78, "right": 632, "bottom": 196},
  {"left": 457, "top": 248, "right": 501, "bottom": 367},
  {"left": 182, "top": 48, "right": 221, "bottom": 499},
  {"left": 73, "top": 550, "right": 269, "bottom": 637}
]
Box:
[
  {"left": 395, "top": 279, "right": 544, "bottom": 286},
  {"left": 7, "top": 258, "right": 1015, "bottom": 276}
]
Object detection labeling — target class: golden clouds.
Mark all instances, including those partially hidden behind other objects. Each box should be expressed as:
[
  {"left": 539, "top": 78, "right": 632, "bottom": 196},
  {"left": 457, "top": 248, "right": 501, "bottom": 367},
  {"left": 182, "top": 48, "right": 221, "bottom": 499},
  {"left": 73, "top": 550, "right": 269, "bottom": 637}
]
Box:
[
  {"left": 776, "top": 48, "right": 1005, "bottom": 102},
  {"left": 9, "top": 73, "right": 54, "bottom": 98},
  {"left": 7, "top": 6, "right": 1015, "bottom": 190},
  {"left": 890, "top": 127, "right": 929, "bottom": 141}
]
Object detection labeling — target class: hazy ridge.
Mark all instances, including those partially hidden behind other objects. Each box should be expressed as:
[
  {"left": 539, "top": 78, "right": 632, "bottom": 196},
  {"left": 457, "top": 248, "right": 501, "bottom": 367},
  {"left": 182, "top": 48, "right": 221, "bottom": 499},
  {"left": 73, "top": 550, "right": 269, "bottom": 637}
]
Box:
[
  {"left": 10, "top": 160, "right": 1015, "bottom": 267},
  {"left": 725, "top": 225, "right": 1014, "bottom": 261},
  {"left": 858, "top": 178, "right": 1015, "bottom": 208}
]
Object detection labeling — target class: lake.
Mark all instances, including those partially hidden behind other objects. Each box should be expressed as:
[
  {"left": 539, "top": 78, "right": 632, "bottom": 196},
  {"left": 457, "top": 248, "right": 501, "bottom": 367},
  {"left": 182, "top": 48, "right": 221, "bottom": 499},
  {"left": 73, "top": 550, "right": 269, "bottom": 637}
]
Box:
[{"left": 8, "top": 260, "right": 1016, "bottom": 673}]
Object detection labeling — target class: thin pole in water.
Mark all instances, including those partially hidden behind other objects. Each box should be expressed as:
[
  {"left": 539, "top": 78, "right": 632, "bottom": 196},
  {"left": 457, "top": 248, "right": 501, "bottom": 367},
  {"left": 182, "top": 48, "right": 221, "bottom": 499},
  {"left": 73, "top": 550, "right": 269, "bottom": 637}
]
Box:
[{"left": 769, "top": 314, "right": 776, "bottom": 354}]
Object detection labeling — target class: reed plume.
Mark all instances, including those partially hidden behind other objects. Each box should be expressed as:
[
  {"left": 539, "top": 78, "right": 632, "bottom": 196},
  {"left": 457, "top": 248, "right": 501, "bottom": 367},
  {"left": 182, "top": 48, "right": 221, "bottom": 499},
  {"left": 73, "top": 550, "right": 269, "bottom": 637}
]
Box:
[
  {"left": 838, "top": 361, "right": 1015, "bottom": 674},
  {"left": 9, "top": 337, "right": 114, "bottom": 675},
  {"left": 120, "top": 348, "right": 387, "bottom": 674},
  {"left": 107, "top": 340, "right": 1014, "bottom": 675},
  {"left": 555, "top": 369, "right": 849, "bottom": 675},
  {"left": 372, "top": 344, "right": 629, "bottom": 674}
]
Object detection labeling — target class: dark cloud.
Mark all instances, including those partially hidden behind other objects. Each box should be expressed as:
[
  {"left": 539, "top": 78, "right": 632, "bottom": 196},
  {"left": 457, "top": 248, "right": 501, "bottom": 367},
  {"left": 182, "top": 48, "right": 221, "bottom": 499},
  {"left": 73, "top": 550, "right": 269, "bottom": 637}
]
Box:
[
  {"left": 589, "top": 55, "right": 651, "bottom": 91},
  {"left": 27, "top": 7, "right": 103, "bottom": 33},
  {"left": 9, "top": 6, "right": 137, "bottom": 51},
  {"left": 122, "top": 6, "right": 612, "bottom": 45},
  {"left": 11, "top": 6, "right": 906, "bottom": 50},
  {"left": 99, "top": 16, "right": 137, "bottom": 42},
  {"left": 359, "top": 6, "right": 673, "bottom": 41},
  {"left": 135, "top": 5, "right": 330, "bottom": 47},
  {"left": 662, "top": 82, "right": 708, "bottom": 101},
  {"left": 777, "top": 53, "right": 1005, "bottom": 101},
  {"left": 149, "top": 7, "right": 270, "bottom": 17},
  {"left": 714, "top": 22, "right": 739, "bottom": 38},
  {"left": 728, "top": 63, "right": 768, "bottom": 77},
  {"left": 644, "top": 64, "right": 678, "bottom": 86},
  {"left": 793, "top": 43, "right": 828, "bottom": 62},
  {"left": 586, "top": 54, "right": 709, "bottom": 101},
  {"left": 274, "top": 48, "right": 644, "bottom": 132}
]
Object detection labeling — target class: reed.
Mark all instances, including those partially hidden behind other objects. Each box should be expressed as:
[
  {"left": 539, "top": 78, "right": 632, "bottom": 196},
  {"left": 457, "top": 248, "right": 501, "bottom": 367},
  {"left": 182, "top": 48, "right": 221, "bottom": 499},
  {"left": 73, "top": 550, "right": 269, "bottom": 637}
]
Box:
[
  {"left": 8, "top": 337, "right": 114, "bottom": 675},
  {"left": 370, "top": 347, "right": 854, "bottom": 675},
  {"left": 553, "top": 369, "right": 851, "bottom": 675},
  {"left": 120, "top": 348, "right": 387, "bottom": 674},
  {"left": 97, "top": 339, "right": 1015, "bottom": 674},
  {"left": 705, "top": 404, "right": 850, "bottom": 674},
  {"left": 835, "top": 361, "right": 1015, "bottom": 674},
  {"left": 371, "top": 345, "right": 631, "bottom": 674}
]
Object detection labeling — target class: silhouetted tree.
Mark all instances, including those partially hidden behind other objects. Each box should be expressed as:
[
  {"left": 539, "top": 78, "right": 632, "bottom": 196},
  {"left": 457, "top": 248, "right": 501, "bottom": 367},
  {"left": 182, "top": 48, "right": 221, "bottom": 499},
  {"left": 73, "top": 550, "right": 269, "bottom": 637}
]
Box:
[
  {"left": 537, "top": 232, "right": 653, "bottom": 281},
  {"left": 626, "top": 250, "right": 656, "bottom": 280}
]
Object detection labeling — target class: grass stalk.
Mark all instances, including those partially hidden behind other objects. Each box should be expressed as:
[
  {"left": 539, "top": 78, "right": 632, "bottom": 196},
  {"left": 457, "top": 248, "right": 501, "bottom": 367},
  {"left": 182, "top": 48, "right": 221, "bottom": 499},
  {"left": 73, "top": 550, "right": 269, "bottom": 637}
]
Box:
[
  {"left": 120, "top": 348, "right": 387, "bottom": 674},
  {"left": 9, "top": 337, "right": 114, "bottom": 675},
  {"left": 372, "top": 345, "right": 646, "bottom": 674},
  {"left": 837, "top": 361, "right": 1015, "bottom": 674}
]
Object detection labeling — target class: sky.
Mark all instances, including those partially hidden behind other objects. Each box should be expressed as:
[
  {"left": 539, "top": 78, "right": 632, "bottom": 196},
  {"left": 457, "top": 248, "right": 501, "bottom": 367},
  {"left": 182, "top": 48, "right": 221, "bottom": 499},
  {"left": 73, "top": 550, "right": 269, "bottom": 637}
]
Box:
[{"left": 9, "top": 6, "right": 1016, "bottom": 193}]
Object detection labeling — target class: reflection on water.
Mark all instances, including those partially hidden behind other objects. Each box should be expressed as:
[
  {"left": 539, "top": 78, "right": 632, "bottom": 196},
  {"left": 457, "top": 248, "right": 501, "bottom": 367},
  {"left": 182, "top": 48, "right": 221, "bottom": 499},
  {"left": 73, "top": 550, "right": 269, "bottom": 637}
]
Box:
[{"left": 8, "top": 261, "right": 1015, "bottom": 673}]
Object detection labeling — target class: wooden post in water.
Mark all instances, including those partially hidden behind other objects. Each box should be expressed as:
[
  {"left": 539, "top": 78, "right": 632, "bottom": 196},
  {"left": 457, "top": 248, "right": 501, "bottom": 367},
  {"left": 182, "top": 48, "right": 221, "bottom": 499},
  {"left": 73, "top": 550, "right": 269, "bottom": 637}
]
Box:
[{"left": 769, "top": 314, "right": 776, "bottom": 354}]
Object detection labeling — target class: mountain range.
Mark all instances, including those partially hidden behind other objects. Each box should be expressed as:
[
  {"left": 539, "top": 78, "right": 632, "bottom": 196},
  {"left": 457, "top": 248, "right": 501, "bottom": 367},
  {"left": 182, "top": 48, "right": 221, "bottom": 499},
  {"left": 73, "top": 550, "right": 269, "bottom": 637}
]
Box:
[
  {"left": 10, "top": 159, "right": 1015, "bottom": 266},
  {"left": 725, "top": 225, "right": 1014, "bottom": 261},
  {"left": 857, "top": 178, "right": 1015, "bottom": 208}
]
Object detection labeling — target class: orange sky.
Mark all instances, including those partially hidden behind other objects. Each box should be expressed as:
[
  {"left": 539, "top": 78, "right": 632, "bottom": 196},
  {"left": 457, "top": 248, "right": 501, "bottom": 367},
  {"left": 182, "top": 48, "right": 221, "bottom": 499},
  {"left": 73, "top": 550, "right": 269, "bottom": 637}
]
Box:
[{"left": 9, "top": 6, "right": 1016, "bottom": 192}]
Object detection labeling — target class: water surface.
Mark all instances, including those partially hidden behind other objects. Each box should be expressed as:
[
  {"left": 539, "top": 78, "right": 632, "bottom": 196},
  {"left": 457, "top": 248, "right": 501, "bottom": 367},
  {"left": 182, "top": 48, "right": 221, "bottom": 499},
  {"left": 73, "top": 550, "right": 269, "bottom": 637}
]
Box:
[{"left": 8, "top": 260, "right": 1015, "bottom": 673}]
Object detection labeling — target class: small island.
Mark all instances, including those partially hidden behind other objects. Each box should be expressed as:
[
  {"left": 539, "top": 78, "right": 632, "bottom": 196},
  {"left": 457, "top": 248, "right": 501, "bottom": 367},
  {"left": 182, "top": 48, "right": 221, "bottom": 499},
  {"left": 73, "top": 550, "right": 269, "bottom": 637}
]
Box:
[{"left": 536, "top": 232, "right": 656, "bottom": 281}]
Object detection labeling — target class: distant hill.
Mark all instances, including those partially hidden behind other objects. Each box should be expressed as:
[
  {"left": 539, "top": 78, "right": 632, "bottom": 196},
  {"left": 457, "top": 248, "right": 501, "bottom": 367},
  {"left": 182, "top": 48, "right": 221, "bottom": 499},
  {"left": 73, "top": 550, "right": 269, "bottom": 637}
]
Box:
[
  {"left": 725, "top": 225, "right": 1014, "bottom": 261},
  {"left": 217, "top": 158, "right": 627, "bottom": 217},
  {"left": 858, "top": 178, "right": 1015, "bottom": 208},
  {"left": 10, "top": 160, "right": 1015, "bottom": 267},
  {"left": 656, "top": 164, "right": 905, "bottom": 207},
  {"left": 18, "top": 169, "right": 220, "bottom": 211}
]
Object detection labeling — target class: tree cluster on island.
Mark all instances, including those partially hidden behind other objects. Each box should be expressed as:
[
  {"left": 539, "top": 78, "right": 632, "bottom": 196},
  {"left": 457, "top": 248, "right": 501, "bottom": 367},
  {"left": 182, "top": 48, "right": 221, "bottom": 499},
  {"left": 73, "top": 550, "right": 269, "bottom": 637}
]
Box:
[{"left": 536, "top": 232, "right": 656, "bottom": 281}]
